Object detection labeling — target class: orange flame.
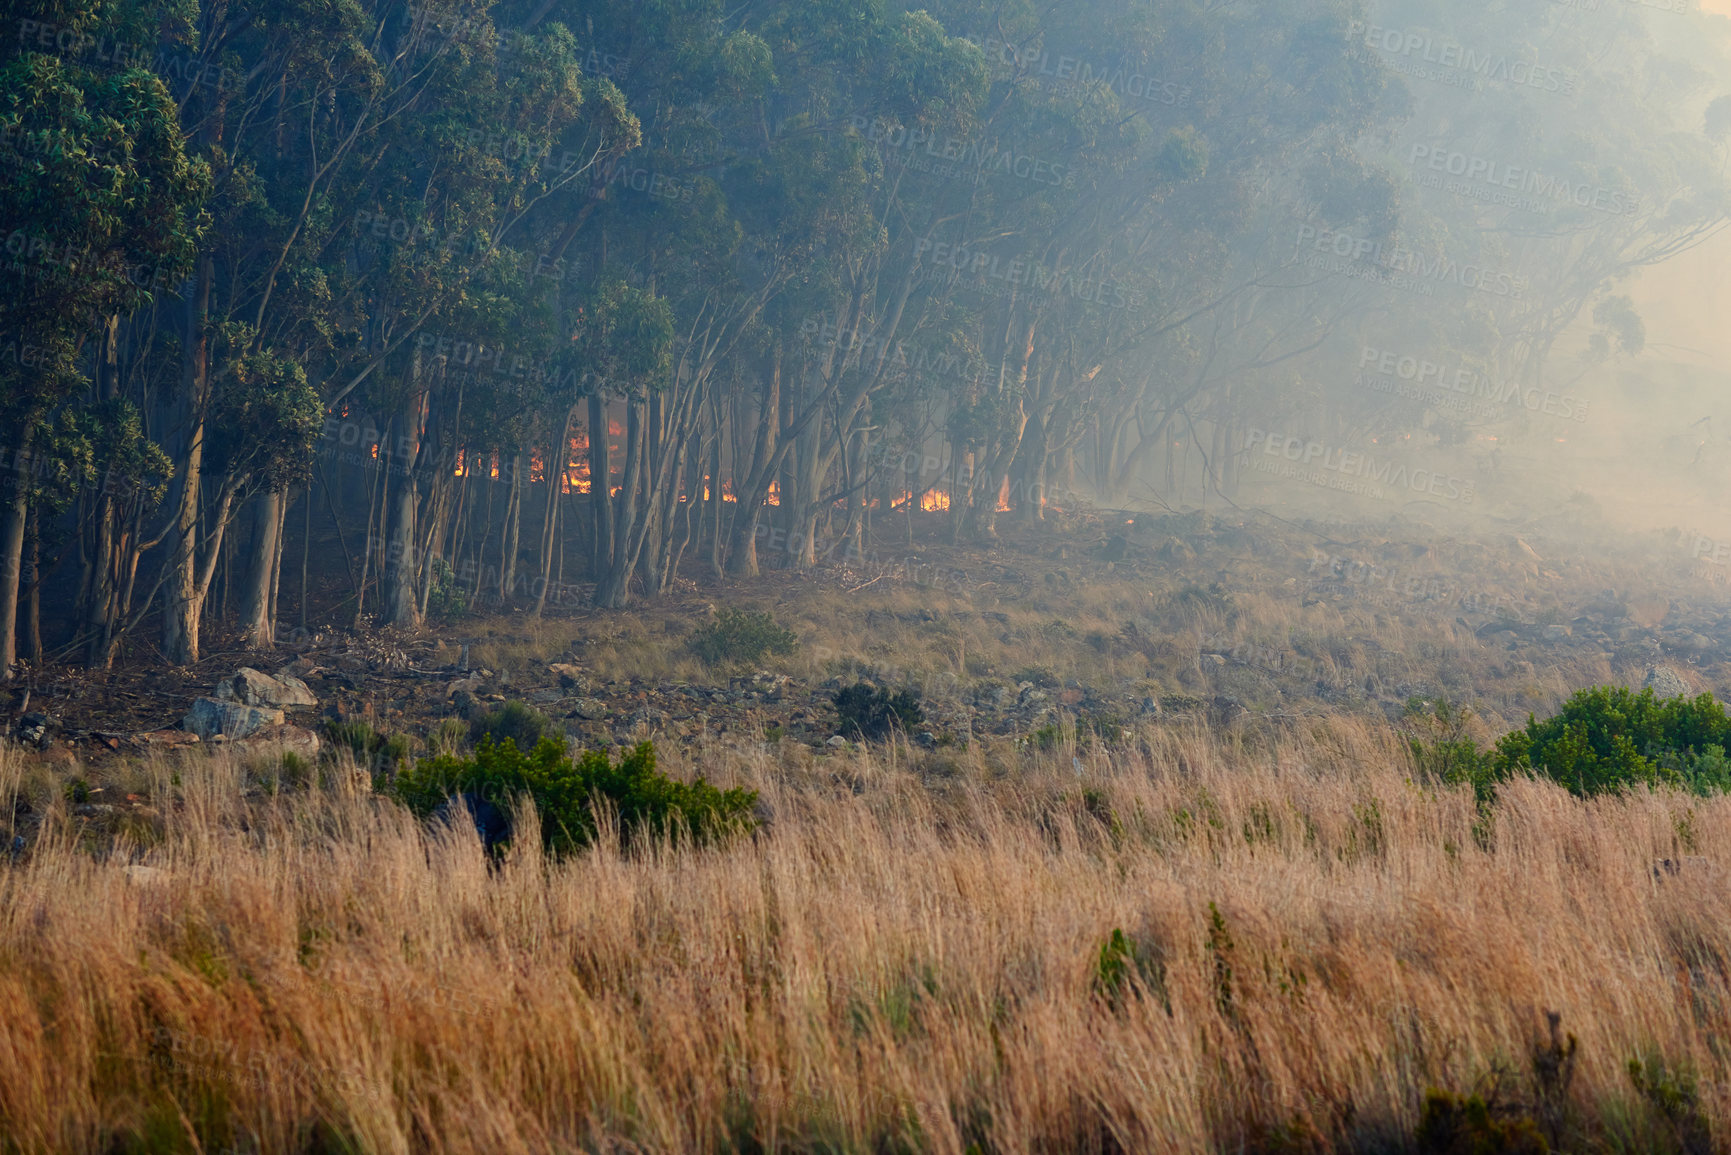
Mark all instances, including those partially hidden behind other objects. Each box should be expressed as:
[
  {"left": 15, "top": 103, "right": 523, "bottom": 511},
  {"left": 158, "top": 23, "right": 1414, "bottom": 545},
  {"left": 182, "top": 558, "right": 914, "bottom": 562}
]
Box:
[{"left": 921, "top": 490, "right": 950, "bottom": 512}]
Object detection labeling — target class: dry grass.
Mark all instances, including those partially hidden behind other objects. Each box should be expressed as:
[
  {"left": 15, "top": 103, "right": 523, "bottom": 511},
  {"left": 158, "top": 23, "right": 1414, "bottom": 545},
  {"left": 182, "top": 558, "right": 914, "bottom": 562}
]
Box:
[{"left": 4, "top": 716, "right": 1731, "bottom": 1153}]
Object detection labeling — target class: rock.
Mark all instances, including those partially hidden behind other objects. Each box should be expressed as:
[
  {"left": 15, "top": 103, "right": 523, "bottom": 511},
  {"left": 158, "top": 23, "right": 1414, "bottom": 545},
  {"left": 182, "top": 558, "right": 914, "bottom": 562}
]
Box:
[
  {"left": 529, "top": 688, "right": 563, "bottom": 704},
  {"left": 432, "top": 792, "right": 512, "bottom": 854},
  {"left": 1201, "top": 653, "right": 1227, "bottom": 669},
  {"left": 1541, "top": 624, "right": 1571, "bottom": 642},
  {"left": 183, "top": 697, "right": 285, "bottom": 741},
  {"left": 826, "top": 735, "right": 849, "bottom": 747},
  {"left": 15, "top": 712, "right": 54, "bottom": 748},
  {"left": 279, "top": 658, "right": 321, "bottom": 679},
  {"left": 1644, "top": 665, "right": 1693, "bottom": 700},
  {"left": 548, "top": 664, "right": 589, "bottom": 691},
  {"left": 572, "top": 698, "right": 608, "bottom": 721},
  {"left": 229, "top": 723, "right": 322, "bottom": 760},
  {"left": 217, "top": 667, "right": 317, "bottom": 710},
  {"left": 446, "top": 677, "right": 483, "bottom": 699},
  {"left": 134, "top": 729, "right": 199, "bottom": 748}
]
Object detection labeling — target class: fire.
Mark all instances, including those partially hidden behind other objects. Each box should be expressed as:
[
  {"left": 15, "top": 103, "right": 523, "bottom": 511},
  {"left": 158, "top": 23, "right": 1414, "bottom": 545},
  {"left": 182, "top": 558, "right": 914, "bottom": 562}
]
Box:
[
  {"left": 921, "top": 489, "right": 950, "bottom": 512},
  {"left": 766, "top": 481, "right": 781, "bottom": 506},
  {"left": 995, "top": 477, "right": 1012, "bottom": 512},
  {"left": 891, "top": 491, "right": 914, "bottom": 512}
]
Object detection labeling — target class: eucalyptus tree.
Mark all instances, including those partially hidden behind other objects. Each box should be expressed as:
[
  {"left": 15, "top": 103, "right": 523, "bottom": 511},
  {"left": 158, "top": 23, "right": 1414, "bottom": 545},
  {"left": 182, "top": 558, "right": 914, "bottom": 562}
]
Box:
[{"left": 0, "top": 7, "right": 208, "bottom": 676}]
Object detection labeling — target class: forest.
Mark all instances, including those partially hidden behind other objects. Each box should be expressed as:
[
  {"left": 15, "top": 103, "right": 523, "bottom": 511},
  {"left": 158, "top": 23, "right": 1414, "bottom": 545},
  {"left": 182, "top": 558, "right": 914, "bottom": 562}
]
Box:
[{"left": 1, "top": 0, "right": 1719, "bottom": 676}]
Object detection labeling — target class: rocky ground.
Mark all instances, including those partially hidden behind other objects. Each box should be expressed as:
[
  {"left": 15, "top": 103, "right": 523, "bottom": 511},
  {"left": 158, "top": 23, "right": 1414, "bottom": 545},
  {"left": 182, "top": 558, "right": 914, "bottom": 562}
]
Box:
[{"left": 8, "top": 507, "right": 1731, "bottom": 768}]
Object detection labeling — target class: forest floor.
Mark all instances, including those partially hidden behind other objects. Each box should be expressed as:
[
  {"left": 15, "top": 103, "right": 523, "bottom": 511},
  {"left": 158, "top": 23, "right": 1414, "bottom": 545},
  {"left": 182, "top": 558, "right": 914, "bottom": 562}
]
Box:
[{"left": 12, "top": 498, "right": 1731, "bottom": 767}]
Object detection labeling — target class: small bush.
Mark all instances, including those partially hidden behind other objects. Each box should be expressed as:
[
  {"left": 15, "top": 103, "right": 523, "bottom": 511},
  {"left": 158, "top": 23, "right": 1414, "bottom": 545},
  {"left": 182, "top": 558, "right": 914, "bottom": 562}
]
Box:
[
  {"left": 394, "top": 737, "right": 757, "bottom": 856},
  {"left": 468, "top": 699, "right": 555, "bottom": 752},
  {"left": 833, "top": 682, "right": 923, "bottom": 740},
  {"left": 1494, "top": 687, "right": 1731, "bottom": 797},
  {"left": 689, "top": 609, "right": 798, "bottom": 666},
  {"left": 1416, "top": 1089, "right": 1547, "bottom": 1154},
  {"left": 1404, "top": 697, "right": 1496, "bottom": 804},
  {"left": 322, "top": 720, "right": 411, "bottom": 779},
  {"left": 426, "top": 558, "right": 469, "bottom": 619}
]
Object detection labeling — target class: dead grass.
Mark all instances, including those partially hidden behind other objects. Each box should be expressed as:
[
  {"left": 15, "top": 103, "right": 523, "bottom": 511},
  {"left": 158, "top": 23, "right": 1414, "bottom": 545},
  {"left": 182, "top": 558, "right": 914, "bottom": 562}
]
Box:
[{"left": 3, "top": 715, "right": 1731, "bottom": 1152}]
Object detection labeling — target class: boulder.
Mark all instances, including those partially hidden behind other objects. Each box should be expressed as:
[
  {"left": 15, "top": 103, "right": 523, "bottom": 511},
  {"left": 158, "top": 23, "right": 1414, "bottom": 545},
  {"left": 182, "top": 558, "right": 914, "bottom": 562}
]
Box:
[
  {"left": 572, "top": 698, "right": 608, "bottom": 721},
  {"left": 216, "top": 667, "right": 317, "bottom": 710},
  {"left": 1644, "top": 665, "right": 1692, "bottom": 700},
  {"left": 183, "top": 697, "right": 285, "bottom": 741},
  {"left": 229, "top": 723, "right": 322, "bottom": 760},
  {"left": 549, "top": 663, "right": 590, "bottom": 691}
]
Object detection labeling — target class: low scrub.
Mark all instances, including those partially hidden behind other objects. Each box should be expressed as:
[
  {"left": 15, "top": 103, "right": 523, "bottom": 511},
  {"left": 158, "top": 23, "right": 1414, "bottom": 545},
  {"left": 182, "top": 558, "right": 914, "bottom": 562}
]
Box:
[
  {"left": 394, "top": 737, "right": 757, "bottom": 855},
  {"left": 1410, "top": 685, "right": 1731, "bottom": 800},
  {"left": 467, "top": 699, "right": 554, "bottom": 752},
  {"left": 833, "top": 682, "right": 923, "bottom": 740},
  {"left": 322, "top": 720, "right": 411, "bottom": 779},
  {"left": 689, "top": 608, "right": 798, "bottom": 666}
]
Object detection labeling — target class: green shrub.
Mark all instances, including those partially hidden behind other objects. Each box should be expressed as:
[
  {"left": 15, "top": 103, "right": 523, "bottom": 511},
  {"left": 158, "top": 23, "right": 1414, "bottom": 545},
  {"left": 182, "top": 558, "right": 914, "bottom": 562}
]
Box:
[
  {"left": 394, "top": 737, "right": 757, "bottom": 856},
  {"left": 1493, "top": 687, "right": 1731, "bottom": 797},
  {"left": 1415, "top": 1089, "right": 1548, "bottom": 1154},
  {"left": 1404, "top": 697, "right": 1497, "bottom": 804},
  {"left": 1093, "top": 927, "right": 1169, "bottom": 1012},
  {"left": 833, "top": 682, "right": 924, "bottom": 740},
  {"left": 426, "top": 557, "right": 469, "bottom": 619},
  {"left": 468, "top": 699, "right": 554, "bottom": 752},
  {"left": 689, "top": 609, "right": 798, "bottom": 666},
  {"left": 322, "top": 720, "right": 411, "bottom": 778}
]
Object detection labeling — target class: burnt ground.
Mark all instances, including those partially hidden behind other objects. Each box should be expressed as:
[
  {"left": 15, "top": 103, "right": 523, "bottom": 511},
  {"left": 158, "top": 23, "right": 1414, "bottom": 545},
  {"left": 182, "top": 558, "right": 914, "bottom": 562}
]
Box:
[{"left": 12, "top": 502, "right": 1731, "bottom": 768}]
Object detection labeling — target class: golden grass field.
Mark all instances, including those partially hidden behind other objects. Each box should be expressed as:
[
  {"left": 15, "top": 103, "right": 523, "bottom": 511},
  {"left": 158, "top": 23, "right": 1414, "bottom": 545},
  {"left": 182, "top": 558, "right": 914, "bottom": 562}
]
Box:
[{"left": 5, "top": 712, "right": 1731, "bottom": 1154}]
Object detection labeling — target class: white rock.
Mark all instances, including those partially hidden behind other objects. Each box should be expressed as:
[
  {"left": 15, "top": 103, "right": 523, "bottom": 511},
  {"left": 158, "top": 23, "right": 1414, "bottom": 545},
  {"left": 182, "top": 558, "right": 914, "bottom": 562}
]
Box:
[{"left": 216, "top": 667, "right": 317, "bottom": 710}]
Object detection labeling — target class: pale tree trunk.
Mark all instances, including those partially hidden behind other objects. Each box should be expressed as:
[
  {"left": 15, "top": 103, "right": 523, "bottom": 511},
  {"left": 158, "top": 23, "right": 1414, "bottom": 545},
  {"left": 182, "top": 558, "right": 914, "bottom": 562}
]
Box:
[
  {"left": 383, "top": 391, "right": 427, "bottom": 629},
  {"left": 499, "top": 452, "right": 524, "bottom": 600},
  {"left": 534, "top": 406, "right": 576, "bottom": 615},
  {"left": 240, "top": 490, "right": 282, "bottom": 647},
  {"left": 588, "top": 394, "right": 613, "bottom": 573},
  {"left": 163, "top": 253, "right": 213, "bottom": 665},
  {"left": 0, "top": 441, "right": 29, "bottom": 680},
  {"left": 268, "top": 489, "right": 286, "bottom": 630}
]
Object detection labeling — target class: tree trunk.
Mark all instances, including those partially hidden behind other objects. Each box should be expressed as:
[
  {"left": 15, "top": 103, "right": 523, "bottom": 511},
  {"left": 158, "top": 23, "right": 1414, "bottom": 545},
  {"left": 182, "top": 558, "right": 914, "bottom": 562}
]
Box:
[
  {"left": 535, "top": 406, "right": 576, "bottom": 615},
  {"left": 240, "top": 490, "right": 282, "bottom": 647},
  {"left": 499, "top": 452, "right": 524, "bottom": 600},
  {"left": 0, "top": 441, "right": 29, "bottom": 679},
  {"left": 163, "top": 253, "right": 213, "bottom": 666},
  {"left": 383, "top": 394, "right": 426, "bottom": 629}
]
